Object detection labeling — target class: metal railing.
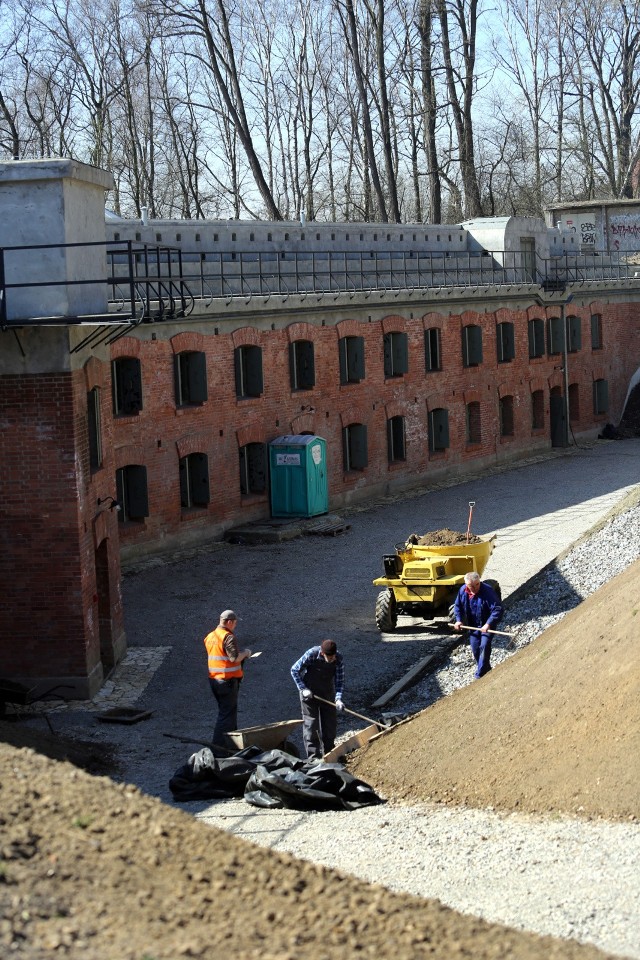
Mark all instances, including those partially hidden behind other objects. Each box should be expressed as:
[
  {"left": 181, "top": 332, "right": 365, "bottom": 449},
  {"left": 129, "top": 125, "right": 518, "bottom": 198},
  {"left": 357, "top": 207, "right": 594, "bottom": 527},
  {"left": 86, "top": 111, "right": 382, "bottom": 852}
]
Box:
[
  {"left": 2, "top": 241, "right": 640, "bottom": 333},
  {"left": 0, "top": 240, "right": 195, "bottom": 339},
  {"left": 175, "top": 248, "right": 640, "bottom": 304}
]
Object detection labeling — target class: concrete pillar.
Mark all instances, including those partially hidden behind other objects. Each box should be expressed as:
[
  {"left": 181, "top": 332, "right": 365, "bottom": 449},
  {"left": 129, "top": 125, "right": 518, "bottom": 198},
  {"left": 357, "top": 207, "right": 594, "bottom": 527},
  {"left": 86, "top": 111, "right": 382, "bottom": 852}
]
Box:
[
  {"left": 0, "top": 160, "right": 124, "bottom": 700},
  {"left": 0, "top": 158, "right": 114, "bottom": 321}
]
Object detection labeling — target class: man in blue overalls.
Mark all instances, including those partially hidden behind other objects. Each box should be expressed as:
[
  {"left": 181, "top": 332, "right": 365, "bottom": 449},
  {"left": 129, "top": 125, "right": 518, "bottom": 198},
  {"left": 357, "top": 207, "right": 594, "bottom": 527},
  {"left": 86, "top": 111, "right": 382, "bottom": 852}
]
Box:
[
  {"left": 453, "top": 571, "right": 504, "bottom": 678},
  {"left": 291, "top": 639, "right": 345, "bottom": 759}
]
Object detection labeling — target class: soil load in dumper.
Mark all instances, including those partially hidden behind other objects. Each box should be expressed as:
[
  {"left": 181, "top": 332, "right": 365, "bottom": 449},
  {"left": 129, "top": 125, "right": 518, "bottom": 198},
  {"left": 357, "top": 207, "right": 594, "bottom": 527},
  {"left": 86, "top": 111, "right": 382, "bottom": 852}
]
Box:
[{"left": 373, "top": 530, "right": 497, "bottom": 632}]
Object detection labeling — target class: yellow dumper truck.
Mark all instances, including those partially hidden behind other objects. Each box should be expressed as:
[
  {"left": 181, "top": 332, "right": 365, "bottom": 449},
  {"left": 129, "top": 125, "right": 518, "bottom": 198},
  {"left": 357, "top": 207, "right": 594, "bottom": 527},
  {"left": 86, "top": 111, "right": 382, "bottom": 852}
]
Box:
[{"left": 373, "top": 532, "right": 499, "bottom": 631}]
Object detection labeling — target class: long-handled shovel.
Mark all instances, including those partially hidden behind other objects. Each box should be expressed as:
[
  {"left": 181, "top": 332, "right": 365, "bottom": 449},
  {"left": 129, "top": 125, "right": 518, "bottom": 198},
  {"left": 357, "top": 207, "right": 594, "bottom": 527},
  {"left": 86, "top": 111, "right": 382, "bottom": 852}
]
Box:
[
  {"left": 466, "top": 500, "right": 476, "bottom": 543},
  {"left": 455, "top": 623, "right": 519, "bottom": 649},
  {"left": 312, "top": 694, "right": 390, "bottom": 730}
]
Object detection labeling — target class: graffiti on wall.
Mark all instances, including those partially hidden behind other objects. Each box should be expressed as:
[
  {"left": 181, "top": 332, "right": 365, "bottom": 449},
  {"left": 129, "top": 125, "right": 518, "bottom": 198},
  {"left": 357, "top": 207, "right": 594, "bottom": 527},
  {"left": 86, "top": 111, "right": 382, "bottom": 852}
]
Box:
[
  {"left": 608, "top": 214, "right": 640, "bottom": 251},
  {"left": 560, "top": 216, "right": 600, "bottom": 248}
]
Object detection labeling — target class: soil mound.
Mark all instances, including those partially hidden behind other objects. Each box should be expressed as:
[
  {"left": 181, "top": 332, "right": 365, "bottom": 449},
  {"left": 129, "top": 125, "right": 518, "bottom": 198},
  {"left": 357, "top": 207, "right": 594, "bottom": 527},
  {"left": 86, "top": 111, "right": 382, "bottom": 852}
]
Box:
[
  {"left": 0, "top": 743, "right": 618, "bottom": 960},
  {"left": 409, "top": 527, "right": 483, "bottom": 545},
  {"left": 351, "top": 558, "right": 640, "bottom": 820}
]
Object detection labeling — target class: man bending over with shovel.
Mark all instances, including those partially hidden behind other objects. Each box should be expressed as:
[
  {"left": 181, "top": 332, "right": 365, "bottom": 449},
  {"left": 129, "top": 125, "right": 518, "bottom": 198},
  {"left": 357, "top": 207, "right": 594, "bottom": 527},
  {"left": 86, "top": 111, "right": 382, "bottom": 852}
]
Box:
[
  {"left": 454, "top": 571, "right": 504, "bottom": 679},
  {"left": 291, "top": 639, "right": 344, "bottom": 760}
]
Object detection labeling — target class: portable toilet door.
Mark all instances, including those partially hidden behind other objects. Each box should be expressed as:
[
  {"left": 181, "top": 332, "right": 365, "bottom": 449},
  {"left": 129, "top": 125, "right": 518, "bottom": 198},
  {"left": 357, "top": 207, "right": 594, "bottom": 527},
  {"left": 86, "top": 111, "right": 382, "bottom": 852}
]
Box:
[{"left": 269, "top": 435, "right": 328, "bottom": 518}]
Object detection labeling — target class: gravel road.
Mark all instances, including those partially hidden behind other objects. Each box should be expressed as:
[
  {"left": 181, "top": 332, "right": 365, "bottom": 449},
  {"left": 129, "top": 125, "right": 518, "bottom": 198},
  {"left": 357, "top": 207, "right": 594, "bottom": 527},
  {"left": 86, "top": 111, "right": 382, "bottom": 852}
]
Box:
[{"left": 51, "top": 437, "right": 640, "bottom": 959}]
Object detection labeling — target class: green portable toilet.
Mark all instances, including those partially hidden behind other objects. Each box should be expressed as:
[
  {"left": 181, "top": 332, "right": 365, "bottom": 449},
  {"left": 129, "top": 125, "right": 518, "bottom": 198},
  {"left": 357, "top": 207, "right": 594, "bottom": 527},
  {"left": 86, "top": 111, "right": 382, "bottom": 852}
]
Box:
[{"left": 269, "top": 435, "right": 328, "bottom": 518}]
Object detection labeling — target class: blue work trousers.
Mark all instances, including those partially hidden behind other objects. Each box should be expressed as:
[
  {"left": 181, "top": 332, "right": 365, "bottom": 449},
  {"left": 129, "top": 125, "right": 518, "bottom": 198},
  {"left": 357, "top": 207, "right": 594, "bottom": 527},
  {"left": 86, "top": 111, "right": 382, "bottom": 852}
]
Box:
[{"left": 469, "top": 631, "right": 492, "bottom": 678}]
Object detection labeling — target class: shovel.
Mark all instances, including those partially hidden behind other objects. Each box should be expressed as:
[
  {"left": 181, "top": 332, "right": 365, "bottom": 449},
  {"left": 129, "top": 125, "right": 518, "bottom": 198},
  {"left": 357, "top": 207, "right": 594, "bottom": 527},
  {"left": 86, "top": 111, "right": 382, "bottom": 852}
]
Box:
[
  {"left": 455, "top": 623, "right": 519, "bottom": 650},
  {"left": 312, "top": 694, "right": 390, "bottom": 730},
  {"left": 455, "top": 624, "right": 516, "bottom": 639}
]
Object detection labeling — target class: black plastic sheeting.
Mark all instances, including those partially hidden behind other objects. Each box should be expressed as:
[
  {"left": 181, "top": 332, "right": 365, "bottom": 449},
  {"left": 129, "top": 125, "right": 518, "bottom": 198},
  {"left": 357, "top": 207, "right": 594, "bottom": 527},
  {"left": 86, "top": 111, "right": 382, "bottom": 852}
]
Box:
[{"left": 169, "top": 746, "right": 384, "bottom": 810}]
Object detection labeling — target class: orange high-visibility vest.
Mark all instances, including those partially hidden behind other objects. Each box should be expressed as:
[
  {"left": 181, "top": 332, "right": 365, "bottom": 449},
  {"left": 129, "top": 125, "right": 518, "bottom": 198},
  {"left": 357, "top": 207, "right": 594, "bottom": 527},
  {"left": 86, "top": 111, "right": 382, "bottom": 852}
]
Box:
[{"left": 204, "top": 626, "right": 243, "bottom": 680}]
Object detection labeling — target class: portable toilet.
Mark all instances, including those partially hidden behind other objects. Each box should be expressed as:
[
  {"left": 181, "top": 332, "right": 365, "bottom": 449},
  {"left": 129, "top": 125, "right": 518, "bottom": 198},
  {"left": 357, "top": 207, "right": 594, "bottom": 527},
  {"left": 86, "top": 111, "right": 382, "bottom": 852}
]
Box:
[{"left": 269, "top": 435, "right": 328, "bottom": 518}]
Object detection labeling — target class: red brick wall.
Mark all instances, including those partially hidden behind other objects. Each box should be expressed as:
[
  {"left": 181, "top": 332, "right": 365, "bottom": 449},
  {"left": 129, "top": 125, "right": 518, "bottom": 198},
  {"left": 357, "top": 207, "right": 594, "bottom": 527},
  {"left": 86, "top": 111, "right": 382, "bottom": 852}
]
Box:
[
  {"left": 108, "top": 297, "right": 640, "bottom": 557},
  {"left": 0, "top": 362, "right": 124, "bottom": 694}
]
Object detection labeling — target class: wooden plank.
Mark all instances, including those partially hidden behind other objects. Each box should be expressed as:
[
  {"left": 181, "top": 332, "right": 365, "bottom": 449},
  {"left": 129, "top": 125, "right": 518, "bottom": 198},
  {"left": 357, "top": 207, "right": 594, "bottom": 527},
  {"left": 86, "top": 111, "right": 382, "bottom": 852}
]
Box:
[
  {"left": 323, "top": 723, "right": 380, "bottom": 763},
  {"left": 371, "top": 654, "right": 436, "bottom": 708},
  {"left": 305, "top": 521, "right": 351, "bottom": 537}
]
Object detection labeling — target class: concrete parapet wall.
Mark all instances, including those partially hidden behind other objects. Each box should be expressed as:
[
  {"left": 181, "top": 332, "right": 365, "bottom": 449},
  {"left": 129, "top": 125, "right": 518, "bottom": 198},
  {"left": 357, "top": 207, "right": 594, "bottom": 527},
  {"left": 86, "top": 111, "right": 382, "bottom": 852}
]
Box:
[{"left": 0, "top": 159, "right": 114, "bottom": 321}]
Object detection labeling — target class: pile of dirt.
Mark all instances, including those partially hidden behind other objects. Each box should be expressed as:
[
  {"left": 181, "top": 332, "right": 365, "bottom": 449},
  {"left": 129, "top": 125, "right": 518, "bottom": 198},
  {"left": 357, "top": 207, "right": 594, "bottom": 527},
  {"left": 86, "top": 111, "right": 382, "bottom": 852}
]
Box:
[
  {"left": 351, "top": 558, "right": 640, "bottom": 821},
  {"left": 409, "top": 528, "right": 483, "bottom": 545},
  {"left": 0, "top": 743, "right": 620, "bottom": 960}
]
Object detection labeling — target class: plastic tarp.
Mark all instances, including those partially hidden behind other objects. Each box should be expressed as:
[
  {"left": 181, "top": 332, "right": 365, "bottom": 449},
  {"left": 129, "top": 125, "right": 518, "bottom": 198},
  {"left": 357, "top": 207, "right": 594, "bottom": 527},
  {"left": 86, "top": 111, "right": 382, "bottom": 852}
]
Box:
[{"left": 169, "top": 746, "right": 383, "bottom": 810}]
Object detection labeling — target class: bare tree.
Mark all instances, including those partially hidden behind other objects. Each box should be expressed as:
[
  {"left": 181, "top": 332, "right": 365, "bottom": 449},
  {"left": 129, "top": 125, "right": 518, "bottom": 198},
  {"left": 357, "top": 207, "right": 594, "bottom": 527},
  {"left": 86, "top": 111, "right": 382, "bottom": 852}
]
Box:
[
  {"left": 151, "top": 0, "right": 283, "bottom": 218},
  {"left": 333, "top": 0, "right": 391, "bottom": 220},
  {"left": 418, "top": 0, "right": 442, "bottom": 222},
  {"left": 436, "top": 0, "right": 483, "bottom": 217},
  {"left": 0, "top": 5, "right": 26, "bottom": 159},
  {"left": 567, "top": 0, "right": 640, "bottom": 198}
]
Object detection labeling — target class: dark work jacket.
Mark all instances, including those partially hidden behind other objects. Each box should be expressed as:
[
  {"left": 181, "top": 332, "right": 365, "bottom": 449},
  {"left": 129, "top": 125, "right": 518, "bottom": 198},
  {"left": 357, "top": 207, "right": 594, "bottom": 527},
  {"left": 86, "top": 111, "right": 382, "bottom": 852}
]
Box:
[
  {"left": 291, "top": 647, "right": 344, "bottom": 699},
  {"left": 453, "top": 582, "right": 503, "bottom": 633}
]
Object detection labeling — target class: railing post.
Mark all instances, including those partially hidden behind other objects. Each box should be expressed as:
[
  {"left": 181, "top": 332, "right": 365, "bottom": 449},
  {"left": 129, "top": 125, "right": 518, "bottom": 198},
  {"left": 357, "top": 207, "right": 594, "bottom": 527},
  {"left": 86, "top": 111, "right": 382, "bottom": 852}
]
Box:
[
  {"left": 127, "top": 241, "right": 136, "bottom": 320},
  {"left": 0, "top": 248, "right": 6, "bottom": 328}
]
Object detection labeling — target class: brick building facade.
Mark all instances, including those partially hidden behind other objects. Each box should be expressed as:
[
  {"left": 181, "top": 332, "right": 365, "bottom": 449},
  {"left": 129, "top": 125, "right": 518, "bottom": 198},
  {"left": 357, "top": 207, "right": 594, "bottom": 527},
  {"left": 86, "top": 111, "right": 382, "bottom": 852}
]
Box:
[
  {"left": 108, "top": 296, "right": 631, "bottom": 564},
  {"left": 1, "top": 160, "right": 639, "bottom": 697}
]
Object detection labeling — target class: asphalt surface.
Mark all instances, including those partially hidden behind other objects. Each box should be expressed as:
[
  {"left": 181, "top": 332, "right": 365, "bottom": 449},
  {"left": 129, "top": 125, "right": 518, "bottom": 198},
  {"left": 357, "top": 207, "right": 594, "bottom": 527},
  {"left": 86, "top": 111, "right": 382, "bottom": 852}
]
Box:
[{"left": 50, "top": 437, "right": 640, "bottom": 801}]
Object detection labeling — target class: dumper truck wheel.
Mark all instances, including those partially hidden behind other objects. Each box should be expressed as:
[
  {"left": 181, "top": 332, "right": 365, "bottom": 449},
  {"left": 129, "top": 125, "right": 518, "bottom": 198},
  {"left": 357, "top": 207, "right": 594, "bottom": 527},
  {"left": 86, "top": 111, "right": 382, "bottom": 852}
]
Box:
[
  {"left": 484, "top": 578, "right": 502, "bottom": 600},
  {"left": 375, "top": 589, "right": 397, "bottom": 632}
]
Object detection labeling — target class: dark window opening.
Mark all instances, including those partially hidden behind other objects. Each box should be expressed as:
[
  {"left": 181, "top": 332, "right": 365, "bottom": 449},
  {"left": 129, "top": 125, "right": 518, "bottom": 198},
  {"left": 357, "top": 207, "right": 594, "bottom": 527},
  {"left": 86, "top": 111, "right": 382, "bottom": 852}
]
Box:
[
  {"left": 591, "top": 313, "right": 603, "bottom": 350},
  {"left": 116, "top": 464, "right": 149, "bottom": 522},
  {"left": 180, "top": 452, "right": 210, "bottom": 508},
  {"left": 87, "top": 387, "right": 102, "bottom": 470},
  {"left": 383, "top": 331, "right": 408, "bottom": 378},
  {"left": 239, "top": 442, "right": 267, "bottom": 495},
  {"left": 235, "top": 345, "right": 264, "bottom": 398},
  {"left": 174, "top": 351, "right": 208, "bottom": 407},
  {"left": 339, "top": 335, "right": 365, "bottom": 384},
  {"left": 112, "top": 357, "right": 143, "bottom": 416},
  {"left": 528, "top": 319, "right": 545, "bottom": 359},
  {"left": 428, "top": 407, "right": 449, "bottom": 452},
  {"left": 387, "top": 416, "right": 406, "bottom": 462},
  {"left": 567, "top": 315, "right": 581, "bottom": 353},
  {"left": 289, "top": 340, "right": 316, "bottom": 391},
  {"left": 424, "top": 327, "right": 442, "bottom": 372},
  {"left": 462, "top": 325, "right": 483, "bottom": 367},
  {"left": 547, "top": 316, "right": 563, "bottom": 355},
  {"left": 342, "top": 423, "right": 368, "bottom": 471},
  {"left": 497, "top": 322, "right": 515, "bottom": 363}
]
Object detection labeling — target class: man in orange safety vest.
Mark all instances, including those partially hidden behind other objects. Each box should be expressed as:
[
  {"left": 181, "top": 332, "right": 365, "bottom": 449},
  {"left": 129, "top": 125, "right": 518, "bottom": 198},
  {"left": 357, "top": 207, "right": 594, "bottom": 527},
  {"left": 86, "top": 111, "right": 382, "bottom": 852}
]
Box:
[{"left": 204, "top": 610, "right": 252, "bottom": 746}]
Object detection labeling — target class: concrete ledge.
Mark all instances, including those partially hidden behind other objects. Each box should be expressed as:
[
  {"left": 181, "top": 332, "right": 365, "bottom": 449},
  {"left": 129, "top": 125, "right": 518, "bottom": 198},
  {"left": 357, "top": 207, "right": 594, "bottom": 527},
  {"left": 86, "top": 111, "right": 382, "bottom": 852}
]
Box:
[{"left": 0, "top": 158, "right": 114, "bottom": 189}]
